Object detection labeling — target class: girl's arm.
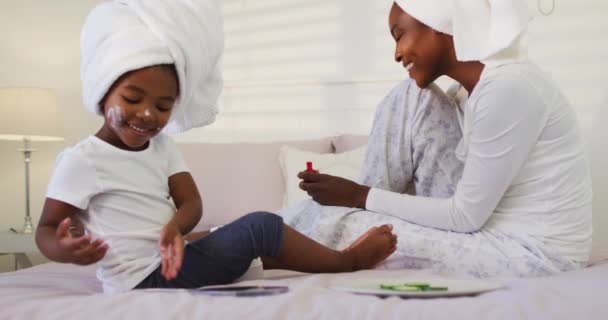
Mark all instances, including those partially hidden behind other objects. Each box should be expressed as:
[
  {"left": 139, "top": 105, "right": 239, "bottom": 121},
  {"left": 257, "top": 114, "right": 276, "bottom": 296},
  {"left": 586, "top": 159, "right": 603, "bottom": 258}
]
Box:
[
  {"left": 167, "top": 172, "right": 203, "bottom": 235},
  {"left": 158, "top": 171, "right": 202, "bottom": 280},
  {"left": 36, "top": 198, "right": 108, "bottom": 264}
]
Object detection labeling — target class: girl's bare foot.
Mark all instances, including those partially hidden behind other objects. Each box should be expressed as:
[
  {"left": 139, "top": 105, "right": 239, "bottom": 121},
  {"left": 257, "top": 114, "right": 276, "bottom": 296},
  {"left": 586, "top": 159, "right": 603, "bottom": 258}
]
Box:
[{"left": 342, "top": 224, "right": 397, "bottom": 271}]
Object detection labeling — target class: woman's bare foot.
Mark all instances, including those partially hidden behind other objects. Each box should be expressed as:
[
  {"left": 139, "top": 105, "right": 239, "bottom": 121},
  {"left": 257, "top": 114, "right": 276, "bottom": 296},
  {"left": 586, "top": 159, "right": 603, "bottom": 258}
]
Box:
[{"left": 342, "top": 224, "right": 397, "bottom": 271}]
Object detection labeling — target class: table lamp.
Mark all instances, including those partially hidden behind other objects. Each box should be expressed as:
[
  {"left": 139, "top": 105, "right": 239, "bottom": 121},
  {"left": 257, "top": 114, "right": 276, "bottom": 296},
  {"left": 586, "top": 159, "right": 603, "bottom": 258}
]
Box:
[{"left": 0, "top": 87, "right": 64, "bottom": 234}]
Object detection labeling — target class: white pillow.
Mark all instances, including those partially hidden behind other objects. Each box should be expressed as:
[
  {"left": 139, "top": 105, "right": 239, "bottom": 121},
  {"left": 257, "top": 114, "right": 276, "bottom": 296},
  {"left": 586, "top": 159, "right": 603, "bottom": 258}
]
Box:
[{"left": 279, "top": 145, "right": 367, "bottom": 208}]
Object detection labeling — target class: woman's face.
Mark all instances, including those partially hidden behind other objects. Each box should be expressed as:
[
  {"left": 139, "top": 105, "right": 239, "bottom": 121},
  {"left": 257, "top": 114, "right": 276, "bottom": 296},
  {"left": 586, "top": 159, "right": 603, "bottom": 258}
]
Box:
[
  {"left": 388, "top": 3, "right": 449, "bottom": 88},
  {"left": 99, "top": 65, "right": 179, "bottom": 150}
]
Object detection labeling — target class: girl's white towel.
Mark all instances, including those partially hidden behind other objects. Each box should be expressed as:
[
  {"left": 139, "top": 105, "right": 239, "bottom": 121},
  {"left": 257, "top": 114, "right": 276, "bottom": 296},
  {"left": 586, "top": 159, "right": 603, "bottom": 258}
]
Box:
[{"left": 80, "top": 0, "right": 224, "bottom": 133}]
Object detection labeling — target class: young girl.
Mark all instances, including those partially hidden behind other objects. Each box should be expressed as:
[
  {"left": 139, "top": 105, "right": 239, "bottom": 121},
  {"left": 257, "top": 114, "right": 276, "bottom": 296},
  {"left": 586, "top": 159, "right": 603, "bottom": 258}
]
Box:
[{"left": 35, "top": 0, "right": 397, "bottom": 294}]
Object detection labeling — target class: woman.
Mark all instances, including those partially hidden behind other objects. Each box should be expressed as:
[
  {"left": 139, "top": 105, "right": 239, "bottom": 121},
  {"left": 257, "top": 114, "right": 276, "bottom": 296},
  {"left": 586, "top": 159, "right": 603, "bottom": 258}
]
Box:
[{"left": 282, "top": 0, "right": 592, "bottom": 277}]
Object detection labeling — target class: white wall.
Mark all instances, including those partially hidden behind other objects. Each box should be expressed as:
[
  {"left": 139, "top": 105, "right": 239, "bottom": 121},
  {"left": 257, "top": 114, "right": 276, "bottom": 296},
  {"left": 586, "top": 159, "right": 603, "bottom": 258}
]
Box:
[
  {"left": 0, "top": 0, "right": 102, "bottom": 271},
  {"left": 175, "top": 0, "right": 608, "bottom": 142},
  {"left": 0, "top": 0, "right": 607, "bottom": 271}
]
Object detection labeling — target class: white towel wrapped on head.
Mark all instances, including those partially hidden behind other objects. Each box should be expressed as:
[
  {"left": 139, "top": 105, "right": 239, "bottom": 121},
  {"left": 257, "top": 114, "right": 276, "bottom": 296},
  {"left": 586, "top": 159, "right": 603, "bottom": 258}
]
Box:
[
  {"left": 81, "top": 0, "right": 223, "bottom": 133},
  {"left": 394, "top": 0, "right": 530, "bottom": 64}
]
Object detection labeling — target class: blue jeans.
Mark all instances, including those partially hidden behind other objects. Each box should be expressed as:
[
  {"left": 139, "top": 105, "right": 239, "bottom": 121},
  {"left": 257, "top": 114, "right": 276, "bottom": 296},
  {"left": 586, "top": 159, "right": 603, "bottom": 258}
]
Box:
[{"left": 135, "top": 211, "right": 284, "bottom": 289}]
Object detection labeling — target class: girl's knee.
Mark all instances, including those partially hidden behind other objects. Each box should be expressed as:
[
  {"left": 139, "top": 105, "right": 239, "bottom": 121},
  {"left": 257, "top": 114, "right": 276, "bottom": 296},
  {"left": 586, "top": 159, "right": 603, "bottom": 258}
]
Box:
[
  {"left": 237, "top": 211, "right": 284, "bottom": 258},
  {"left": 240, "top": 211, "right": 283, "bottom": 228}
]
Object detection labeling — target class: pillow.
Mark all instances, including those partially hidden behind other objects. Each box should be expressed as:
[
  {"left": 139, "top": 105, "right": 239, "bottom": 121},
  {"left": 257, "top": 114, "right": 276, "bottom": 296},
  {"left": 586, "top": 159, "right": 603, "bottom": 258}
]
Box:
[
  {"left": 332, "top": 134, "right": 368, "bottom": 153},
  {"left": 178, "top": 137, "right": 333, "bottom": 231},
  {"left": 279, "top": 145, "right": 367, "bottom": 208}
]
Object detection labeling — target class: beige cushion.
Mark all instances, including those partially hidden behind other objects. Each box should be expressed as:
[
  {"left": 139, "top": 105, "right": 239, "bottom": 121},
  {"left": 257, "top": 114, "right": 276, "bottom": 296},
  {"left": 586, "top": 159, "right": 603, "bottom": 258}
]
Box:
[
  {"left": 589, "top": 91, "right": 608, "bottom": 264},
  {"left": 177, "top": 138, "right": 333, "bottom": 231}
]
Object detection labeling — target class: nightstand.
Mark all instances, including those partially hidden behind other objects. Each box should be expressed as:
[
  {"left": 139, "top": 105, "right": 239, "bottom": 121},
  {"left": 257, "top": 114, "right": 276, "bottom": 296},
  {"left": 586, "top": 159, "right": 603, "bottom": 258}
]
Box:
[{"left": 0, "top": 230, "right": 37, "bottom": 270}]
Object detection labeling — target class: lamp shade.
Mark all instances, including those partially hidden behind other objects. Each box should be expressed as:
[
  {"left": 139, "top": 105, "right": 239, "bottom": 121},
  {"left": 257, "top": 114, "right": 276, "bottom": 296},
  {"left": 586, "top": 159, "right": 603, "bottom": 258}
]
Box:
[{"left": 0, "top": 87, "right": 63, "bottom": 141}]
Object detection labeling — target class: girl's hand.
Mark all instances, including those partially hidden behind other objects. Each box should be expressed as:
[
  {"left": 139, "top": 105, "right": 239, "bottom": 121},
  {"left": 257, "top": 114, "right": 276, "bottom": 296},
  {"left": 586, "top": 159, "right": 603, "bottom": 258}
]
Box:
[
  {"left": 298, "top": 171, "right": 371, "bottom": 208},
  {"left": 159, "top": 221, "right": 184, "bottom": 280},
  {"left": 56, "top": 217, "right": 108, "bottom": 265}
]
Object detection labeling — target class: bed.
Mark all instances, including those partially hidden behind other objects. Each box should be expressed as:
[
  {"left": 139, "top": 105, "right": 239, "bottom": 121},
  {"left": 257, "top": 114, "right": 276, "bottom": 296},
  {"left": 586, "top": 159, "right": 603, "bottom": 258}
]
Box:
[
  {"left": 3, "top": 129, "right": 608, "bottom": 320},
  {"left": 1, "top": 260, "right": 607, "bottom": 320}
]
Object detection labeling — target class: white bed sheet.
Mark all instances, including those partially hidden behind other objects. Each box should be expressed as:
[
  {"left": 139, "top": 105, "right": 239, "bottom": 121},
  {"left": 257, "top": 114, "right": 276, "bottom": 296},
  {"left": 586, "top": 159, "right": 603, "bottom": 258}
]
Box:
[{"left": 1, "top": 262, "right": 607, "bottom": 320}]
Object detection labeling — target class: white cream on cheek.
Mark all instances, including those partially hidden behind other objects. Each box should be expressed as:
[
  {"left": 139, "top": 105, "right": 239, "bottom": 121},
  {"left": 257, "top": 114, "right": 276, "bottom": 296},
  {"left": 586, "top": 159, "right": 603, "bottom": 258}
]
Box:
[
  {"left": 107, "top": 104, "right": 164, "bottom": 133},
  {"left": 106, "top": 105, "right": 126, "bottom": 130}
]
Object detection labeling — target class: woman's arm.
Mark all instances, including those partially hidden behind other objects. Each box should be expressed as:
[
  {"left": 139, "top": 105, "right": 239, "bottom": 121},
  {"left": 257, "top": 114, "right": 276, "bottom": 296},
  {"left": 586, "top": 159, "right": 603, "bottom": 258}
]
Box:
[
  {"left": 36, "top": 198, "right": 108, "bottom": 264},
  {"left": 302, "top": 75, "right": 548, "bottom": 233},
  {"left": 365, "top": 76, "right": 548, "bottom": 232}
]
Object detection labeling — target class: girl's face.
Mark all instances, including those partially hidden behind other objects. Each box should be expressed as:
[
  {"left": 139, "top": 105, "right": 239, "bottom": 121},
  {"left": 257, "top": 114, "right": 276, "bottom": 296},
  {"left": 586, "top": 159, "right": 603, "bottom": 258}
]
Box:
[
  {"left": 388, "top": 3, "right": 451, "bottom": 88},
  {"left": 98, "top": 65, "right": 179, "bottom": 151}
]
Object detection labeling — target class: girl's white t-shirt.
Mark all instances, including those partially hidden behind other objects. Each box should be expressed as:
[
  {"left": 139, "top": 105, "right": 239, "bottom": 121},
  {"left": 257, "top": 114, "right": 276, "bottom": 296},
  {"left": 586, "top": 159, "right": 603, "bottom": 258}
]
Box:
[
  {"left": 366, "top": 62, "right": 592, "bottom": 263},
  {"left": 46, "top": 133, "right": 189, "bottom": 294}
]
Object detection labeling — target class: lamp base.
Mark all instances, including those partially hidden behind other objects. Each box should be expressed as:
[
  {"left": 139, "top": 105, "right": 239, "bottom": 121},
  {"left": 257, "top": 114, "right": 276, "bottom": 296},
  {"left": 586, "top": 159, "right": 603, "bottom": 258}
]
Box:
[{"left": 22, "top": 215, "right": 34, "bottom": 234}]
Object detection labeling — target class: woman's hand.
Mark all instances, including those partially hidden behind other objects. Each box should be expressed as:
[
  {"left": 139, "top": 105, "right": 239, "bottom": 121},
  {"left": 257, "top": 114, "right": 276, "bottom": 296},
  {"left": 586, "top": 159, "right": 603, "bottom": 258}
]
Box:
[
  {"left": 55, "top": 217, "right": 108, "bottom": 265},
  {"left": 159, "top": 221, "right": 185, "bottom": 280},
  {"left": 298, "top": 171, "right": 371, "bottom": 208}
]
